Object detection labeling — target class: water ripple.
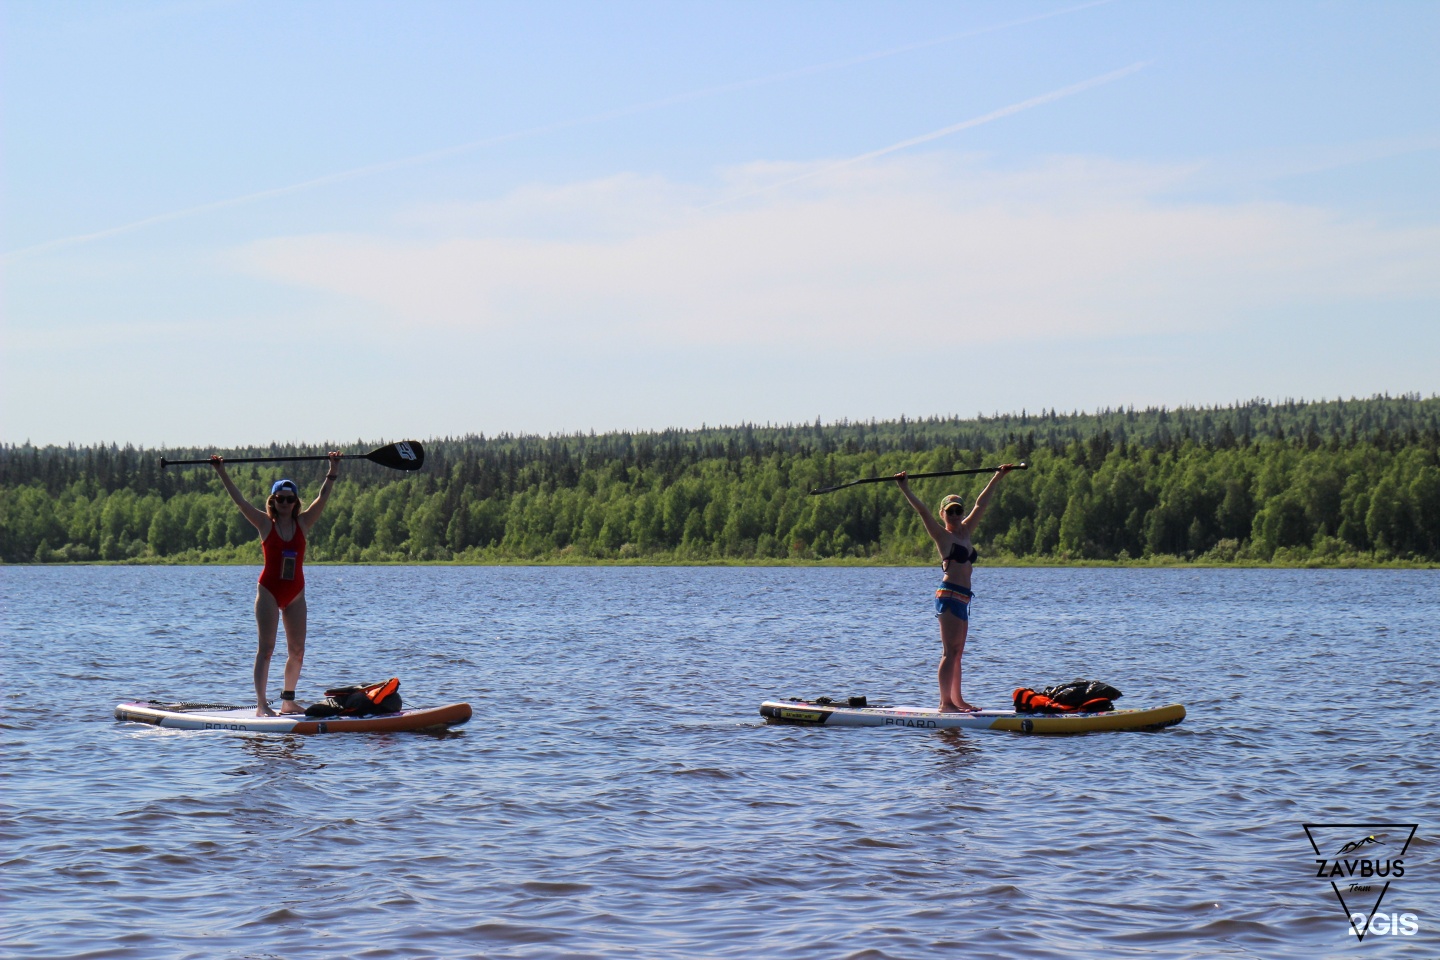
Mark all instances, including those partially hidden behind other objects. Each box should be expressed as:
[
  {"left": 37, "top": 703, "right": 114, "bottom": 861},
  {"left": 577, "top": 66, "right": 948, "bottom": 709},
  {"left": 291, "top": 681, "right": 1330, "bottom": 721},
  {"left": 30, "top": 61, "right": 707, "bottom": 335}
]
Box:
[{"left": 2, "top": 566, "right": 1437, "bottom": 958}]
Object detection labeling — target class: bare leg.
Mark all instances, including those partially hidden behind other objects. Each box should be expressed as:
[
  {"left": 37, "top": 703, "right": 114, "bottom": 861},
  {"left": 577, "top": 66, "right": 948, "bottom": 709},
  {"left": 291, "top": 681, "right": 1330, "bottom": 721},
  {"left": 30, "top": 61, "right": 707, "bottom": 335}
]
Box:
[
  {"left": 254, "top": 587, "right": 280, "bottom": 716},
  {"left": 278, "top": 592, "right": 307, "bottom": 714},
  {"left": 938, "top": 613, "right": 976, "bottom": 712}
]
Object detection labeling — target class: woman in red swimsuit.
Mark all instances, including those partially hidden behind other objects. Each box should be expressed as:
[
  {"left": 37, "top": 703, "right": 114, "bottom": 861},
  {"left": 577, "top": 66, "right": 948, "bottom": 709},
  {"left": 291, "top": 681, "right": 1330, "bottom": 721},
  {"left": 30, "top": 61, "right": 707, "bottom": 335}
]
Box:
[{"left": 212, "top": 453, "right": 340, "bottom": 716}]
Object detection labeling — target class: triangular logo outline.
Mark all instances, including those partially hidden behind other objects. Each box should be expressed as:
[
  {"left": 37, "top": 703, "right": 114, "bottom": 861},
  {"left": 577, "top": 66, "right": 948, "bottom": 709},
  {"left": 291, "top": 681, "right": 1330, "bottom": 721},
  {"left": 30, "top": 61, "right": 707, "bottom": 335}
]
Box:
[{"left": 1302, "top": 823, "right": 1418, "bottom": 941}]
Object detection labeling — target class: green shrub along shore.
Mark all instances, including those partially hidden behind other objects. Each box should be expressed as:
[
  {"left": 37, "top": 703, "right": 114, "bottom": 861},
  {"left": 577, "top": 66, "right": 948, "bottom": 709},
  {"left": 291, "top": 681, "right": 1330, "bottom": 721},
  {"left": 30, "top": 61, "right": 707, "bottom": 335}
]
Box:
[{"left": 4, "top": 396, "right": 1438, "bottom": 567}]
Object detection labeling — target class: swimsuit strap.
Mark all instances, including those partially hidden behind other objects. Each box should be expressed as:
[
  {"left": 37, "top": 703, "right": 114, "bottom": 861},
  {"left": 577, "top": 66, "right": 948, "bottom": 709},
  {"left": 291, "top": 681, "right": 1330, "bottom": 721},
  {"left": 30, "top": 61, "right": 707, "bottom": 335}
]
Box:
[{"left": 265, "top": 522, "right": 304, "bottom": 546}]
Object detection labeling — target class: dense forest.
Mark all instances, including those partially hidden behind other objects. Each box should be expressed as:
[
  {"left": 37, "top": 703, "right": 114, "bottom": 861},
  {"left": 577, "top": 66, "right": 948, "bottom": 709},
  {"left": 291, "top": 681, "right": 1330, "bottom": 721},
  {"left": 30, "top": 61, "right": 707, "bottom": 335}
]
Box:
[{"left": 2, "top": 395, "right": 1438, "bottom": 566}]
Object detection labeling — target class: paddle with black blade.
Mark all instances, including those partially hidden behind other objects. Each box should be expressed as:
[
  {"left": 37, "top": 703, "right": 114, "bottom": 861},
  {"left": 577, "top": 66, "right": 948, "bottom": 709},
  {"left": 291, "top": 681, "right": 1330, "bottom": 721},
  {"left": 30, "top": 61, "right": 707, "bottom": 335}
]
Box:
[
  {"left": 160, "top": 440, "right": 426, "bottom": 472},
  {"left": 809, "top": 461, "right": 1027, "bottom": 495}
]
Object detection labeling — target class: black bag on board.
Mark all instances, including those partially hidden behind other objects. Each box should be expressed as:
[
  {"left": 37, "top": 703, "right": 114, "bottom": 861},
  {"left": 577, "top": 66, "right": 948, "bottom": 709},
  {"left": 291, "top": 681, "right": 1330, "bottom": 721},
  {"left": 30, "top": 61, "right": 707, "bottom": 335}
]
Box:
[
  {"left": 1039, "top": 679, "right": 1123, "bottom": 707},
  {"left": 304, "top": 678, "right": 402, "bottom": 717}
]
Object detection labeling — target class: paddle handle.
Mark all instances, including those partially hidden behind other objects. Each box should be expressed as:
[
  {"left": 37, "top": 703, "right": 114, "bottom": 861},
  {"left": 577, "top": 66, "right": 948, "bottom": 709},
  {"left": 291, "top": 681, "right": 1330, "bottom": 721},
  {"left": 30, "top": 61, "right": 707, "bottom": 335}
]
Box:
[
  {"left": 809, "top": 461, "right": 1028, "bottom": 495},
  {"left": 161, "top": 454, "right": 354, "bottom": 468},
  {"left": 892, "top": 461, "right": 1028, "bottom": 482}
]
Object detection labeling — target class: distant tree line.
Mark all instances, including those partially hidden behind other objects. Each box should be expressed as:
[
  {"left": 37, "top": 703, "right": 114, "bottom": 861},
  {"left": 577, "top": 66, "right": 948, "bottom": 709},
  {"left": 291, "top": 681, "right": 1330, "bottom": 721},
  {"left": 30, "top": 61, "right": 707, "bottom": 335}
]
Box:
[{"left": 2, "top": 395, "right": 1437, "bottom": 565}]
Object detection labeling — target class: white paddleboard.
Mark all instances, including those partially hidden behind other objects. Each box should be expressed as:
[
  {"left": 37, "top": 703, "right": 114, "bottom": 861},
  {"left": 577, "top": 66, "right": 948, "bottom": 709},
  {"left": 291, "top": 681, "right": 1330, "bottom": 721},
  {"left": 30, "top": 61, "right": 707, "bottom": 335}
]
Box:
[
  {"left": 760, "top": 699, "right": 1185, "bottom": 733},
  {"left": 115, "top": 701, "right": 471, "bottom": 734}
]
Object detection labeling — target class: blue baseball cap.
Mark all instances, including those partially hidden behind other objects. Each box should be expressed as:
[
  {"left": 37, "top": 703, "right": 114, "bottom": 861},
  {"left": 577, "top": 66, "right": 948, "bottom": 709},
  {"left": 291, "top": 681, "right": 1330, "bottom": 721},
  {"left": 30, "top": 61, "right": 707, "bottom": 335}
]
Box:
[{"left": 270, "top": 479, "right": 299, "bottom": 496}]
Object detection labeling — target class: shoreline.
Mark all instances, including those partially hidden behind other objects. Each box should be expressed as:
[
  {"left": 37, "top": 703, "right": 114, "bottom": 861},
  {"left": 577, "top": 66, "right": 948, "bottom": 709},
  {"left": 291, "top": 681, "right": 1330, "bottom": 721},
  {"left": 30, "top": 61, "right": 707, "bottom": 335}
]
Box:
[{"left": 7, "top": 557, "right": 1437, "bottom": 570}]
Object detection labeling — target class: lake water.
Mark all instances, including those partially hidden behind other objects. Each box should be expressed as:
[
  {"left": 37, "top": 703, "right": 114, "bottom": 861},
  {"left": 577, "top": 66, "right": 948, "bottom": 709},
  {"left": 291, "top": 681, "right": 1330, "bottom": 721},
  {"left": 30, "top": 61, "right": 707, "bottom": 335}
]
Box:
[{"left": 2, "top": 565, "right": 1437, "bottom": 959}]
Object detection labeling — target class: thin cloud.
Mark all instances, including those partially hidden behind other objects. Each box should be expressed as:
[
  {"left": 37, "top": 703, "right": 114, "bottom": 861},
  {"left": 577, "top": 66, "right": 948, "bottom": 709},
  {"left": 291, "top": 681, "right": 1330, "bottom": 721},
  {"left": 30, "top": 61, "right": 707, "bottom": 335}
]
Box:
[
  {"left": 237, "top": 154, "right": 1440, "bottom": 348},
  {"left": 2, "top": 0, "right": 1116, "bottom": 261},
  {"left": 1196, "top": 135, "right": 1440, "bottom": 191},
  {"left": 703, "top": 62, "right": 1149, "bottom": 208}
]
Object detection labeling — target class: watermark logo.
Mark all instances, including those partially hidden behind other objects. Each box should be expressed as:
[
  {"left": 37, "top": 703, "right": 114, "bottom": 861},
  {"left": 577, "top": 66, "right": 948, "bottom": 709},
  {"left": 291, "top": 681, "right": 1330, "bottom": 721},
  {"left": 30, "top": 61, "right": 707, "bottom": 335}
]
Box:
[{"left": 1303, "top": 823, "right": 1420, "bottom": 941}]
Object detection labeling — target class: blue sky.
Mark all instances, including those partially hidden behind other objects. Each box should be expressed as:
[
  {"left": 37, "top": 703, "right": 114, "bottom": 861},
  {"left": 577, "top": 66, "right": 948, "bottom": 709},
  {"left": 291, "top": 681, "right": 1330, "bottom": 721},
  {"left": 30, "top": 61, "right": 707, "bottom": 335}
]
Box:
[{"left": 3, "top": 0, "right": 1437, "bottom": 447}]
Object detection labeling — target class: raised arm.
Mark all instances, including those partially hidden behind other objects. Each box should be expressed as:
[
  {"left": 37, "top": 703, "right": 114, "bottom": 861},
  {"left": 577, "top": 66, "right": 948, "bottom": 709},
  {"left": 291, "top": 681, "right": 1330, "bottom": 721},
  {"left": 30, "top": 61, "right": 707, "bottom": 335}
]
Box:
[
  {"left": 299, "top": 452, "right": 341, "bottom": 533},
  {"left": 210, "top": 456, "right": 270, "bottom": 532},
  {"left": 895, "top": 473, "right": 950, "bottom": 549},
  {"left": 961, "top": 464, "right": 1016, "bottom": 534}
]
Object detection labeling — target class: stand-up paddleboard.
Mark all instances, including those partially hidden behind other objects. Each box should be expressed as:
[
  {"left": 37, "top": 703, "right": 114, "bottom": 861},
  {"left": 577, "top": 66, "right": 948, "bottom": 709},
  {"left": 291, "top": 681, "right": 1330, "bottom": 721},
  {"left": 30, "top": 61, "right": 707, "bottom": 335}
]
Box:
[
  {"left": 115, "top": 701, "right": 471, "bottom": 734},
  {"left": 760, "top": 699, "right": 1184, "bottom": 734}
]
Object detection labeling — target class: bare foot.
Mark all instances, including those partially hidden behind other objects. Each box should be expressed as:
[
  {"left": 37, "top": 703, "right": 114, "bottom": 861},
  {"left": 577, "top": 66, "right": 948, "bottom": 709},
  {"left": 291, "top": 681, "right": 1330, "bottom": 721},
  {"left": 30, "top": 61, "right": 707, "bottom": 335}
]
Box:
[
  {"left": 940, "top": 702, "right": 979, "bottom": 713},
  {"left": 256, "top": 704, "right": 278, "bottom": 717},
  {"left": 279, "top": 699, "right": 305, "bottom": 715}
]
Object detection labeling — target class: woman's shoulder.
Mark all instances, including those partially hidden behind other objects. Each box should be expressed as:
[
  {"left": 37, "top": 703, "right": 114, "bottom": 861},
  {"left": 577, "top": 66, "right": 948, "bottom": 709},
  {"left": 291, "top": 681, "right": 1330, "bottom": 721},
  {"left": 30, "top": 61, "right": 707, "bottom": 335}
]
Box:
[
  {"left": 944, "top": 534, "right": 973, "bottom": 552},
  {"left": 935, "top": 531, "right": 966, "bottom": 557}
]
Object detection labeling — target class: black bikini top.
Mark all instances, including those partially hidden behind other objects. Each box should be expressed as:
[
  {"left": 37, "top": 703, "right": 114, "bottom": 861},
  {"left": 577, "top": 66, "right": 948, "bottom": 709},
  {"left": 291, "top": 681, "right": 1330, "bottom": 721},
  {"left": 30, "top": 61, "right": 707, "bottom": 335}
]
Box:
[{"left": 944, "top": 540, "right": 978, "bottom": 566}]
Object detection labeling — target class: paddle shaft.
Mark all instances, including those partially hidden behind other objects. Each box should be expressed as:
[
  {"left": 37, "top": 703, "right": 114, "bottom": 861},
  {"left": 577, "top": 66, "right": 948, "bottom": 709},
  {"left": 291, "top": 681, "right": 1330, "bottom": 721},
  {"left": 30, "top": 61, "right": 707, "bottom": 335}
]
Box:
[
  {"left": 160, "top": 440, "right": 425, "bottom": 472},
  {"left": 810, "top": 462, "right": 1027, "bottom": 495},
  {"left": 163, "top": 453, "right": 361, "bottom": 467}
]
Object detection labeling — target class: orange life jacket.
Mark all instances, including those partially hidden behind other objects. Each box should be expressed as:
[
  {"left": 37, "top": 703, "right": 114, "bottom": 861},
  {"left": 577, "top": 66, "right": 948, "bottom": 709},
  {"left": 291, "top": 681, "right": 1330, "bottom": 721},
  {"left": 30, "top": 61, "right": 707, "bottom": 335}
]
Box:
[
  {"left": 1013, "top": 687, "right": 1114, "bottom": 714},
  {"left": 360, "top": 678, "right": 399, "bottom": 707},
  {"left": 315, "top": 678, "right": 402, "bottom": 716}
]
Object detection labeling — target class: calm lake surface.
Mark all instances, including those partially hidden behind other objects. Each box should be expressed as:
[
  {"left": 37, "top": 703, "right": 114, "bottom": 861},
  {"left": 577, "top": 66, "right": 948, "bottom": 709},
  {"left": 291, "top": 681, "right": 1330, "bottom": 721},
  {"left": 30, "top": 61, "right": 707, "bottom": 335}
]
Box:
[{"left": 2, "top": 566, "right": 1437, "bottom": 959}]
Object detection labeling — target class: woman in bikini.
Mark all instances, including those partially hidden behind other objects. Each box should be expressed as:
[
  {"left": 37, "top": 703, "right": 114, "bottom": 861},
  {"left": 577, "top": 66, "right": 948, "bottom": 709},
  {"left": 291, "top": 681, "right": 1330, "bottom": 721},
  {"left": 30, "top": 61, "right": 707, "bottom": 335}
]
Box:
[
  {"left": 895, "top": 464, "right": 1017, "bottom": 712},
  {"left": 211, "top": 453, "right": 340, "bottom": 716}
]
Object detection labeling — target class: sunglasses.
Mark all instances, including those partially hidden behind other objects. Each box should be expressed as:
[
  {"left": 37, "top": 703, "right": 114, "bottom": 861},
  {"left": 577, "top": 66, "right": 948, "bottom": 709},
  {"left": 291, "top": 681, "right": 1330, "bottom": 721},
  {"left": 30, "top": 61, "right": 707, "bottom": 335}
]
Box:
[
  {"left": 272, "top": 495, "right": 297, "bottom": 504},
  {"left": 944, "top": 505, "right": 965, "bottom": 516}
]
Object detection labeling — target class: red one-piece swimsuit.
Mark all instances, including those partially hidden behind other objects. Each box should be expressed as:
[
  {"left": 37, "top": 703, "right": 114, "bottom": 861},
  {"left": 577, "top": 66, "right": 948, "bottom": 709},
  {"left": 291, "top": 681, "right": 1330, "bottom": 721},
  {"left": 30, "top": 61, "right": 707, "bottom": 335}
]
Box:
[{"left": 258, "top": 523, "right": 306, "bottom": 609}]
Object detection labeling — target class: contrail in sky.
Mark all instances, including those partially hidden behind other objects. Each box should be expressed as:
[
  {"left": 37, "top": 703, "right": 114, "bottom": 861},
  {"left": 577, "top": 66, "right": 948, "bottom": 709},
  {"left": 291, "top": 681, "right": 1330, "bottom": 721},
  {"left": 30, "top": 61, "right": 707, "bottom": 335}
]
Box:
[
  {"left": 2, "top": 0, "right": 1116, "bottom": 261},
  {"left": 703, "top": 61, "right": 1149, "bottom": 209}
]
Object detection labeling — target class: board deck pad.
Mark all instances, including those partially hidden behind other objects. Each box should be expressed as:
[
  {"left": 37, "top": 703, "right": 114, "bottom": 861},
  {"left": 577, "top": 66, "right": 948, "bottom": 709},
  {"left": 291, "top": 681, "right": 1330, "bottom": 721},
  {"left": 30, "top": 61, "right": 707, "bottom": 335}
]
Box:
[
  {"left": 115, "top": 701, "right": 472, "bottom": 734},
  {"left": 760, "top": 699, "right": 1185, "bottom": 733}
]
